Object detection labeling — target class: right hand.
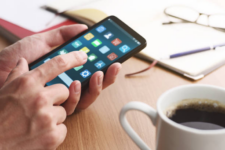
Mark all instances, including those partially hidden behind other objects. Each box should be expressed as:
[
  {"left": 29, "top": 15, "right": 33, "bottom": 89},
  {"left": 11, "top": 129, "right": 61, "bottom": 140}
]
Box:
[{"left": 0, "top": 51, "right": 87, "bottom": 150}]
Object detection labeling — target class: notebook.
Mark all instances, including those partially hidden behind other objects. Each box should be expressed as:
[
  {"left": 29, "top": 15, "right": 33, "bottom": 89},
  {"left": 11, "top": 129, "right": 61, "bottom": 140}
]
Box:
[{"left": 135, "top": 21, "right": 225, "bottom": 80}]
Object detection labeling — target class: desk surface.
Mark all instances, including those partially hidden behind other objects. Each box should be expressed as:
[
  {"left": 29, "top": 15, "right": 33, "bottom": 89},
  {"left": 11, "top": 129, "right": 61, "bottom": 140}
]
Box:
[{"left": 1, "top": 35, "right": 225, "bottom": 150}]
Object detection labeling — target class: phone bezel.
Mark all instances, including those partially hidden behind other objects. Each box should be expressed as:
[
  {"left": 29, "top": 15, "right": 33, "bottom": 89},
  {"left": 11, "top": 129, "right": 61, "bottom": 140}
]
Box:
[{"left": 29, "top": 16, "right": 147, "bottom": 89}]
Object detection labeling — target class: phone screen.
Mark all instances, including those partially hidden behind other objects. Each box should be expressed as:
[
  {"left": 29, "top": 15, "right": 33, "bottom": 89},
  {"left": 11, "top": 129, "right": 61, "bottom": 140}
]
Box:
[{"left": 30, "top": 18, "right": 141, "bottom": 87}]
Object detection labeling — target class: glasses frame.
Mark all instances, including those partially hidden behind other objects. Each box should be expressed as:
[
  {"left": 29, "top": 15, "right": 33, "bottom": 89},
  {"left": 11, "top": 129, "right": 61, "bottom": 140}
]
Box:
[{"left": 164, "top": 5, "right": 225, "bottom": 30}]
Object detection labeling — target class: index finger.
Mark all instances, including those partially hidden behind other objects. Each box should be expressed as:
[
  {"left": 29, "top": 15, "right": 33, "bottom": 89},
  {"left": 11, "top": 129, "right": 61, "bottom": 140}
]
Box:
[{"left": 31, "top": 51, "right": 87, "bottom": 85}]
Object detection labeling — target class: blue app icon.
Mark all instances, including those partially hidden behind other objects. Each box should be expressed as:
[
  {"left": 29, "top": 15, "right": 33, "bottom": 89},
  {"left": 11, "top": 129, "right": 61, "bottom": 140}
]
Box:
[
  {"left": 99, "top": 45, "right": 110, "bottom": 54},
  {"left": 119, "top": 45, "right": 131, "bottom": 53},
  {"left": 104, "top": 32, "right": 114, "bottom": 39},
  {"left": 96, "top": 25, "right": 106, "bottom": 33},
  {"left": 80, "top": 69, "right": 91, "bottom": 78},
  {"left": 95, "top": 60, "right": 106, "bottom": 69}
]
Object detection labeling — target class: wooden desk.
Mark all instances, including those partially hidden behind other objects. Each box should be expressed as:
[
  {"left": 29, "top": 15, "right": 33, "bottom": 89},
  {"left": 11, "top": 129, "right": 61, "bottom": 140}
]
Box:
[{"left": 1, "top": 34, "right": 225, "bottom": 150}]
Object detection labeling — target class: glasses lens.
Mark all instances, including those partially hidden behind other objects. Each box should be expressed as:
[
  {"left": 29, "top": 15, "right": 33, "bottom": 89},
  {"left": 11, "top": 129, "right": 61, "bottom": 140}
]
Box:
[
  {"left": 165, "top": 6, "right": 199, "bottom": 22},
  {"left": 209, "top": 14, "right": 225, "bottom": 29}
]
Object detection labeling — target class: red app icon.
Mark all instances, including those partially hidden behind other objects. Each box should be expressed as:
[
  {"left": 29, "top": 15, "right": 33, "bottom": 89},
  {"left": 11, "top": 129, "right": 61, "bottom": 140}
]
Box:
[
  {"left": 107, "top": 53, "right": 118, "bottom": 61},
  {"left": 111, "top": 38, "right": 122, "bottom": 46}
]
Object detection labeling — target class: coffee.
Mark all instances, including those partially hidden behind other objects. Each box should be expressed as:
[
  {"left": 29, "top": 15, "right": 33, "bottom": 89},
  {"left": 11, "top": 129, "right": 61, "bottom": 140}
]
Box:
[{"left": 165, "top": 99, "right": 225, "bottom": 130}]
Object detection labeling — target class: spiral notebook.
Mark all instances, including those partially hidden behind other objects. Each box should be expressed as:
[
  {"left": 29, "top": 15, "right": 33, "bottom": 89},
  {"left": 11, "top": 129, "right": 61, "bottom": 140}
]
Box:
[{"left": 135, "top": 22, "right": 225, "bottom": 80}]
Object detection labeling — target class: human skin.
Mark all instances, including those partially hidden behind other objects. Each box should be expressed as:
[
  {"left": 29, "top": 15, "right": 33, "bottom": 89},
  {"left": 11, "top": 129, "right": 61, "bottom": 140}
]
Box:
[{"left": 0, "top": 24, "right": 121, "bottom": 150}]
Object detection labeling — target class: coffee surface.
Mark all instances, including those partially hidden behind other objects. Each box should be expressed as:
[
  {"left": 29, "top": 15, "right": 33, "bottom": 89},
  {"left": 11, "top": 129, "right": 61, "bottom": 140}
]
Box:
[{"left": 165, "top": 99, "right": 225, "bottom": 130}]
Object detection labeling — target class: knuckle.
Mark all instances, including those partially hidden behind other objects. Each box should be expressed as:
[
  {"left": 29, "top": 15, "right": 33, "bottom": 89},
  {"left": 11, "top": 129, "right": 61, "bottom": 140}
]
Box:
[
  {"left": 43, "top": 131, "right": 60, "bottom": 149},
  {"left": 38, "top": 112, "right": 53, "bottom": 126},
  {"left": 52, "top": 56, "right": 68, "bottom": 68},
  {"left": 34, "top": 92, "right": 49, "bottom": 108},
  {"left": 18, "top": 75, "right": 34, "bottom": 87},
  {"left": 32, "top": 68, "right": 44, "bottom": 79}
]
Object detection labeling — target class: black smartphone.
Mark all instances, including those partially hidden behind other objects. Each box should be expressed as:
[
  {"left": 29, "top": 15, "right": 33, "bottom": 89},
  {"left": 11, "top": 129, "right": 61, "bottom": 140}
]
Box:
[{"left": 29, "top": 16, "right": 146, "bottom": 89}]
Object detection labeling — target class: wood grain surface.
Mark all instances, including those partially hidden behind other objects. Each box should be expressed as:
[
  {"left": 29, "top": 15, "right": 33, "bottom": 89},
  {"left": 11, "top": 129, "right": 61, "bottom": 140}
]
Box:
[{"left": 1, "top": 15, "right": 225, "bottom": 150}]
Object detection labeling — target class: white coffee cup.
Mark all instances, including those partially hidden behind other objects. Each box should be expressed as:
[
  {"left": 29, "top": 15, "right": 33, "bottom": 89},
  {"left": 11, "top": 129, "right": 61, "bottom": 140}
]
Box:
[{"left": 119, "top": 84, "right": 225, "bottom": 150}]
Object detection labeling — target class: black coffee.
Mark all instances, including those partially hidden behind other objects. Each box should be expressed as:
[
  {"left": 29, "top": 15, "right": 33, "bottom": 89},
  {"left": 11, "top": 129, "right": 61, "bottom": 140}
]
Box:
[{"left": 166, "top": 99, "right": 225, "bottom": 130}]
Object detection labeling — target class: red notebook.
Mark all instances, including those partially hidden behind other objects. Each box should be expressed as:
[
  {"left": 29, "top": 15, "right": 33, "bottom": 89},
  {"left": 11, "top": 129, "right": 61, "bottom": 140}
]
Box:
[{"left": 0, "top": 18, "right": 76, "bottom": 43}]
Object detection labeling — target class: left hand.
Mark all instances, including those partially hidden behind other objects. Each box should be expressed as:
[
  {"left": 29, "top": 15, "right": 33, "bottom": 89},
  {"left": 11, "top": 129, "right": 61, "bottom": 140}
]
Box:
[{"left": 0, "top": 24, "right": 121, "bottom": 114}]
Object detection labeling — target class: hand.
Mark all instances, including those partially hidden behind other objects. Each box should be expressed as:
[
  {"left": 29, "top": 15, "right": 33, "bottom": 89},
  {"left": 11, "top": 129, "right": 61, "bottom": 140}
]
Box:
[
  {"left": 0, "top": 52, "right": 87, "bottom": 150},
  {"left": 0, "top": 24, "right": 121, "bottom": 113}
]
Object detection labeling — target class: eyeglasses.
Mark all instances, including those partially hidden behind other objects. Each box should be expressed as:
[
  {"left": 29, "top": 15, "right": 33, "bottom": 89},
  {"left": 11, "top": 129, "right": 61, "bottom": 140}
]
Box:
[{"left": 163, "top": 5, "right": 225, "bottom": 30}]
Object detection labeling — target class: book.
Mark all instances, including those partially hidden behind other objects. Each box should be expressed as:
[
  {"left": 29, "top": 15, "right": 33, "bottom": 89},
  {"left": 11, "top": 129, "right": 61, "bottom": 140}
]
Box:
[{"left": 135, "top": 21, "right": 225, "bottom": 80}]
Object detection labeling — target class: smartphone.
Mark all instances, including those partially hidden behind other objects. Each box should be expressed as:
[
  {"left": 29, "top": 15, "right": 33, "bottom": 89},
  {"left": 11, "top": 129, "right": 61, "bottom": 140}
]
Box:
[{"left": 29, "top": 16, "right": 146, "bottom": 90}]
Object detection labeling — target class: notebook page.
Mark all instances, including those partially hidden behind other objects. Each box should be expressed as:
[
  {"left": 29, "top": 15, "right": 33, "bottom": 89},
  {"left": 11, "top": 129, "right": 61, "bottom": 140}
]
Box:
[{"left": 137, "top": 22, "right": 225, "bottom": 76}]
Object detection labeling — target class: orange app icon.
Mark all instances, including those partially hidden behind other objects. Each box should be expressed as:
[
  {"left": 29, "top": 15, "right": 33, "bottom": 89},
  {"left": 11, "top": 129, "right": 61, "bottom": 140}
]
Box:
[
  {"left": 107, "top": 53, "right": 118, "bottom": 61},
  {"left": 111, "top": 38, "right": 122, "bottom": 46}
]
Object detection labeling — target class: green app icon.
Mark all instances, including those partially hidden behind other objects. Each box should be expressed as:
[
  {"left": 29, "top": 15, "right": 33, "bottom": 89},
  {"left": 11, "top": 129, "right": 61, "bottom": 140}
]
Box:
[
  {"left": 74, "top": 65, "right": 83, "bottom": 71},
  {"left": 91, "top": 39, "right": 102, "bottom": 47},
  {"left": 88, "top": 53, "right": 98, "bottom": 62}
]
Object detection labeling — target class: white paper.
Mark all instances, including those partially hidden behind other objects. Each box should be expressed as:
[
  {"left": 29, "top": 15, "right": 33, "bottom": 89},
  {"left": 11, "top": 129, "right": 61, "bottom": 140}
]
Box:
[{"left": 0, "top": 0, "right": 66, "bottom": 32}]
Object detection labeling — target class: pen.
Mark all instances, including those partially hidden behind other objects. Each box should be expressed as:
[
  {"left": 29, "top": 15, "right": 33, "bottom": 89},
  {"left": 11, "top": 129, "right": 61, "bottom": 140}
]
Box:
[{"left": 161, "top": 43, "right": 225, "bottom": 59}]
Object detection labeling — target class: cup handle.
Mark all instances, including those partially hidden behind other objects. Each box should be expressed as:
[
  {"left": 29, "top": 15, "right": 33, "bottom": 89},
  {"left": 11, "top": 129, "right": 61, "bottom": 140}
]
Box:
[{"left": 119, "top": 101, "right": 157, "bottom": 150}]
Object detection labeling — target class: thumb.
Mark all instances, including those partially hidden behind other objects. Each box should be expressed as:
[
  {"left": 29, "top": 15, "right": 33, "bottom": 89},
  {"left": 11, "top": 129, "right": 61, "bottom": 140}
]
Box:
[{"left": 4, "top": 58, "right": 29, "bottom": 85}]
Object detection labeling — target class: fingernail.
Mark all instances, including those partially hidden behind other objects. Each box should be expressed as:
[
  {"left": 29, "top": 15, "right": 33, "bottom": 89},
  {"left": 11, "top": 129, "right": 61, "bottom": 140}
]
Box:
[
  {"left": 98, "top": 74, "right": 103, "bottom": 86},
  {"left": 74, "top": 81, "right": 81, "bottom": 94},
  {"left": 79, "top": 51, "right": 87, "bottom": 60}
]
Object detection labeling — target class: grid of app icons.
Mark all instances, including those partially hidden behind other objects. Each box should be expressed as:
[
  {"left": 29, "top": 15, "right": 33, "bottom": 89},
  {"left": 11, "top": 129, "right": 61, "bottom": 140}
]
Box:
[{"left": 70, "top": 24, "right": 132, "bottom": 79}]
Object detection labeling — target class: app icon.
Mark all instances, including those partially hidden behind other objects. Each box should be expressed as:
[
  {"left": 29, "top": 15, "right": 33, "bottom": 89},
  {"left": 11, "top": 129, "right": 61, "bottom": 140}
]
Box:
[
  {"left": 99, "top": 46, "right": 110, "bottom": 54},
  {"left": 119, "top": 45, "right": 131, "bottom": 53},
  {"left": 80, "top": 47, "right": 90, "bottom": 53},
  {"left": 91, "top": 39, "right": 102, "bottom": 47},
  {"left": 74, "top": 65, "right": 83, "bottom": 71},
  {"left": 80, "top": 69, "right": 91, "bottom": 78},
  {"left": 104, "top": 32, "right": 114, "bottom": 39},
  {"left": 107, "top": 53, "right": 118, "bottom": 61},
  {"left": 84, "top": 33, "right": 94, "bottom": 41},
  {"left": 58, "top": 49, "right": 68, "bottom": 55},
  {"left": 111, "top": 38, "right": 122, "bottom": 46},
  {"left": 95, "top": 60, "right": 106, "bottom": 69},
  {"left": 88, "top": 53, "right": 98, "bottom": 62},
  {"left": 72, "top": 40, "right": 82, "bottom": 48},
  {"left": 96, "top": 25, "right": 106, "bottom": 33}
]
